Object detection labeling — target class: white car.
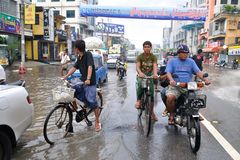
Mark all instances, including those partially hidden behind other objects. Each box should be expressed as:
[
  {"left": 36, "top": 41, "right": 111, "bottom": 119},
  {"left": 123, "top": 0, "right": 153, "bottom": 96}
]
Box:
[
  {"left": 107, "top": 54, "right": 119, "bottom": 69},
  {"left": 0, "top": 85, "right": 34, "bottom": 160}
]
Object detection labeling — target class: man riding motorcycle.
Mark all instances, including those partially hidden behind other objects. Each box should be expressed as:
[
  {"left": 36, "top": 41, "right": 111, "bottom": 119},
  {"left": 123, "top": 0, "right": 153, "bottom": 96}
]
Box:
[
  {"left": 116, "top": 54, "right": 127, "bottom": 76},
  {"left": 165, "top": 44, "right": 210, "bottom": 125}
]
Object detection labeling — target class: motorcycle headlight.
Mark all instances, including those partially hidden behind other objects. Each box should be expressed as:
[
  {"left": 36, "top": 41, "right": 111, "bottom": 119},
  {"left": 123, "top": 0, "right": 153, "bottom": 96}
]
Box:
[{"left": 187, "top": 82, "right": 198, "bottom": 90}]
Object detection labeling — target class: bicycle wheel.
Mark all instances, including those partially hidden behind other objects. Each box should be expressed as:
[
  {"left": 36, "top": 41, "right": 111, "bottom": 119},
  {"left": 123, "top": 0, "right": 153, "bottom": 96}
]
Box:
[
  {"left": 43, "top": 104, "right": 73, "bottom": 145},
  {"left": 87, "top": 91, "right": 103, "bottom": 122},
  {"left": 144, "top": 95, "right": 152, "bottom": 137}
]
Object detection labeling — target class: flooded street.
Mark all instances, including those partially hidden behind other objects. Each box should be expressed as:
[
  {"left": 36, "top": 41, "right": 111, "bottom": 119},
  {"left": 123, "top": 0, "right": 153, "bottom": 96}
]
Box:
[{"left": 5, "top": 63, "right": 240, "bottom": 160}]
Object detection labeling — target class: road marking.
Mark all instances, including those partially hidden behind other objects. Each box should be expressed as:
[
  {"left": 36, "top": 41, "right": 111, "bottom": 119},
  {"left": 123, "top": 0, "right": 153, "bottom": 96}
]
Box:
[{"left": 200, "top": 113, "right": 240, "bottom": 160}]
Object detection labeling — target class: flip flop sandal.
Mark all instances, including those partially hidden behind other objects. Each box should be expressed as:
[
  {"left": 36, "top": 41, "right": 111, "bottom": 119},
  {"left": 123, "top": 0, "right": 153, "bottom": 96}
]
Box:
[
  {"left": 168, "top": 119, "right": 175, "bottom": 125},
  {"left": 95, "top": 123, "right": 102, "bottom": 132},
  {"left": 162, "top": 110, "right": 168, "bottom": 117}
]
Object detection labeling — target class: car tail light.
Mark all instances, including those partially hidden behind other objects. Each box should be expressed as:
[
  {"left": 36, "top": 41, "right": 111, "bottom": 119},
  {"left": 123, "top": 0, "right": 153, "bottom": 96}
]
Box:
[{"left": 27, "top": 96, "right": 32, "bottom": 104}]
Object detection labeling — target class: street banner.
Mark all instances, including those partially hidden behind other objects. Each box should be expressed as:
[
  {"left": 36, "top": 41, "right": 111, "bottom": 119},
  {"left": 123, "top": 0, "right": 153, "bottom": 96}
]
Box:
[
  {"left": 80, "top": 5, "right": 207, "bottom": 21},
  {"left": 0, "top": 12, "right": 20, "bottom": 34},
  {"left": 96, "top": 22, "right": 124, "bottom": 34},
  {"left": 24, "top": 4, "right": 36, "bottom": 24}
]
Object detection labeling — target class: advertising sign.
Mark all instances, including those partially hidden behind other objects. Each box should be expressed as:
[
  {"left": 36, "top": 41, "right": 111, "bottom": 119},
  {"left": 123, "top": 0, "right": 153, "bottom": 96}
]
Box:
[
  {"left": 96, "top": 22, "right": 124, "bottom": 34},
  {"left": 0, "top": 12, "right": 20, "bottom": 34},
  {"left": 24, "top": 4, "right": 36, "bottom": 24},
  {"left": 80, "top": 5, "right": 207, "bottom": 21},
  {"left": 228, "top": 46, "right": 240, "bottom": 55},
  {"left": 43, "top": 9, "right": 49, "bottom": 39}
]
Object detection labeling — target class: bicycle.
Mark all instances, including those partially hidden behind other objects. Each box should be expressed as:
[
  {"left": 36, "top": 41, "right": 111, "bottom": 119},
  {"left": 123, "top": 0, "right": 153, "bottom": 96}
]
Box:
[
  {"left": 43, "top": 80, "right": 103, "bottom": 145},
  {"left": 137, "top": 76, "right": 155, "bottom": 137}
]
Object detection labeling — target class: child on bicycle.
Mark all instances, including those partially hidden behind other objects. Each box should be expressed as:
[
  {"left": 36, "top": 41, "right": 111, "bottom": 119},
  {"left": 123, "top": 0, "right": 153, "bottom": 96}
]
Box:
[
  {"left": 135, "top": 41, "right": 158, "bottom": 121},
  {"left": 63, "top": 40, "right": 101, "bottom": 132}
]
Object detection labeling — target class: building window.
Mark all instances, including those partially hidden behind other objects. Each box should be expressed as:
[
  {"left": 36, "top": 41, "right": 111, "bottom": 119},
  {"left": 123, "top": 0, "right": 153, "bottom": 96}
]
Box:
[
  {"left": 51, "top": 0, "right": 60, "bottom": 2},
  {"left": 66, "top": 10, "right": 75, "bottom": 18},
  {"left": 215, "top": 22, "right": 219, "bottom": 30},
  {"left": 35, "top": 14, "right": 39, "bottom": 25},
  {"left": 37, "top": 0, "right": 46, "bottom": 2},
  {"left": 220, "top": 0, "right": 227, "bottom": 4},
  {"left": 238, "top": 22, "right": 240, "bottom": 29},
  {"left": 53, "top": 10, "right": 60, "bottom": 16},
  {"left": 71, "top": 27, "right": 75, "bottom": 33},
  {"left": 231, "top": 0, "right": 238, "bottom": 4}
]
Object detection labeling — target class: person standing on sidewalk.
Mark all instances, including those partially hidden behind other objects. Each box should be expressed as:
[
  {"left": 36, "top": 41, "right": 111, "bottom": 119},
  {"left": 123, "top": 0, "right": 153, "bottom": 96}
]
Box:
[{"left": 60, "top": 49, "right": 71, "bottom": 76}]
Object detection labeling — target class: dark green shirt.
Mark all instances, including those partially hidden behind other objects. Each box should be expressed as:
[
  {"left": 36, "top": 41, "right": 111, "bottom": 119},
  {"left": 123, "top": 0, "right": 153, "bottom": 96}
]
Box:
[{"left": 137, "top": 53, "right": 157, "bottom": 74}]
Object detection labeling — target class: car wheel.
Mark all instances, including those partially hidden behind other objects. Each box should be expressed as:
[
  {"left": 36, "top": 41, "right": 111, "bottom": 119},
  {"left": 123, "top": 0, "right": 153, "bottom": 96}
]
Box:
[{"left": 0, "top": 131, "right": 12, "bottom": 160}]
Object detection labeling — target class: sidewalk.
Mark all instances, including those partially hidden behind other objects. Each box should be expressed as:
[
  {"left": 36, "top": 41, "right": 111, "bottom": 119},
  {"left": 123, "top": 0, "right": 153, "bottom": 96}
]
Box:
[{"left": 12, "top": 61, "right": 61, "bottom": 68}]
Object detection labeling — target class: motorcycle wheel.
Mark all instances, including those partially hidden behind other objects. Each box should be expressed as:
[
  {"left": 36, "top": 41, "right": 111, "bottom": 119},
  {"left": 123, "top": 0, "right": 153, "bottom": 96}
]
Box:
[{"left": 188, "top": 117, "right": 201, "bottom": 153}]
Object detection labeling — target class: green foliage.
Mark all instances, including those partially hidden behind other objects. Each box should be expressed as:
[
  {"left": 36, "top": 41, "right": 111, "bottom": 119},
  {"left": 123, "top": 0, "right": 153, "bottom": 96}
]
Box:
[{"left": 223, "top": 5, "right": 240, "bottom": 13}]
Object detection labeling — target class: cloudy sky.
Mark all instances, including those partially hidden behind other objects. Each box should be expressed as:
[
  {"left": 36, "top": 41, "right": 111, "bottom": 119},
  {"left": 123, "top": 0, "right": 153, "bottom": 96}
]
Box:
[{"left": 96, "top": 0, "right": 189, "bottom": 49}]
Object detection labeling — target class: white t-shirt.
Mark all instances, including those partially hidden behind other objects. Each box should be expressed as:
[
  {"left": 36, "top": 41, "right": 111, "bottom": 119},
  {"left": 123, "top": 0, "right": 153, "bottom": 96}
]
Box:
[
  {"left": 0, "top": 65, "right": 6, "bottom": 81},
  {"left": 61, "top": 54, "right": 70, "bottom": 64}
]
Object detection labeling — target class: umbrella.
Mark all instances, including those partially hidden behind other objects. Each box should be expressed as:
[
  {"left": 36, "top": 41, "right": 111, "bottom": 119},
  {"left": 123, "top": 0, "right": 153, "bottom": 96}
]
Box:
[{"left": 83, "top": 37, "right": 104, "bottom": 50}]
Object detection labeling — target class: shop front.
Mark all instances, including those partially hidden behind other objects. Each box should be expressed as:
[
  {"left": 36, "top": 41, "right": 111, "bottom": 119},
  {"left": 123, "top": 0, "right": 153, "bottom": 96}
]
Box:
[
  {"left": 0, "top": 12, "right": 21, "bottom": 65},
  {"left": 228, "top": 45, "right": 240, "bottom": 63}
]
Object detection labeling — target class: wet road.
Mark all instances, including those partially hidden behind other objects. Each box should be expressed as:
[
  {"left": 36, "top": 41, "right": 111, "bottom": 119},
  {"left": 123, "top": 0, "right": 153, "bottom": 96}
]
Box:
[{"left": 5, "top": 63, "right": 240, "bottom": 160}]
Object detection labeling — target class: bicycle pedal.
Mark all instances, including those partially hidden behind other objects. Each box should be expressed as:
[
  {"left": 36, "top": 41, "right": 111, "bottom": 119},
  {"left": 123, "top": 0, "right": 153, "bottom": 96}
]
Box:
[{"left": 75, "top": 110, "right": 85, "bottom": 123}]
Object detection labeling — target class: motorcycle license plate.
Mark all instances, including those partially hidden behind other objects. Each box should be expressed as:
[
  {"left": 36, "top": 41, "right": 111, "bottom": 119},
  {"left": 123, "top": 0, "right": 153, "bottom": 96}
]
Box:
[{"left": 192, "top": 115, "right": 199, "bottom": 118}]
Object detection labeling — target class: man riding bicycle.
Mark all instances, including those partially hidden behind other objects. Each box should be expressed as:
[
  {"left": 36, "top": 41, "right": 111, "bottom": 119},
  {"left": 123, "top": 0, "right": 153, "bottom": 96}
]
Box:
[
  {"left": 135, "top": 41, "right": 158, "bottom": 121},
  {"left": 165, "top": 44, "right": 210, "bottom": 125},
  {"left": 63, "top": 40, "right": 101, "bottom": 132}
]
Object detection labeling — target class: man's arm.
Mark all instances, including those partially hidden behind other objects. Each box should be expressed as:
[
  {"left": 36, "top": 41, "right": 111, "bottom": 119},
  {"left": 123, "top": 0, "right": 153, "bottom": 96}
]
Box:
[
  {"left": 196, "top": 71, "right": 210, "bottom": 85},
  {"left": 136, "top": 61, "right": 145, "bottom": 77},
  {"left": 153, "top": 62, "right": 158, "bottom": 78},
  {"left": 63, "top": 67, "right": 77, "bottom": 80}
]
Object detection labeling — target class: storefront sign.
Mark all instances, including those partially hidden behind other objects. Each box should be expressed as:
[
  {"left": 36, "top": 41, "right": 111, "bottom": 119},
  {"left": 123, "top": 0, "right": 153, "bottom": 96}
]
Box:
[
  {"left": 96, "top": 22, "right": 124, "bottom": 34},
  {"left": 0, "top": 12, "right": 20, "bottom": 34},
  {"left": 43, "top": 9, "right": 49, "bottom": 39},
  {"left": 228, "top": 46, "right": 240, "bottom": 55},
  {"left": 80, "top": 5, "right": 207, "bottom": 21},
  {"left": 24, "top": 4, "right": 36, "bottom": 24}
]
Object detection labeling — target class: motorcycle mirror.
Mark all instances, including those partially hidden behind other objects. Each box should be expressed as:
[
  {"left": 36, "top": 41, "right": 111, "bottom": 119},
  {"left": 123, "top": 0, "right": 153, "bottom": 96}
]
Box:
[
  {"left": 203, "top": 73, "right": 208, "bottom": 78},
  {"left": 172, "top": 74, "right": 178, "bottom": 78}
]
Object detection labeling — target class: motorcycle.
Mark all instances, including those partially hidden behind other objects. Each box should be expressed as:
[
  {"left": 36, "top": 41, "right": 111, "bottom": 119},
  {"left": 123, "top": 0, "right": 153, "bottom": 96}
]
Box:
[
  {"left": 162, "top": 73, "right": 208, "bottom": 153},
  {"left": 214, "top": 60, "right": 227, "bottom": 68},
  {"left": 117, "top": 61, "right": 125, "bottom": 80},
  {"left": 232, "top": 60, "right": 238, "bottom": 69}
]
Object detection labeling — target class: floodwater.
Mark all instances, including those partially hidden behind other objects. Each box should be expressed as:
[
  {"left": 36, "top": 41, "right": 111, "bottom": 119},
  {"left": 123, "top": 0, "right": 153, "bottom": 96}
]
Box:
[{"left": 4, "top": 63, "right": 239, "bottom": 160}]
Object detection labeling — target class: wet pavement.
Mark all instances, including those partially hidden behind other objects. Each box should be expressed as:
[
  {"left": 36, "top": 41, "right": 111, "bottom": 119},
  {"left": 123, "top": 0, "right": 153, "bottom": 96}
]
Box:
[{"left": 4, "top": 62, "right": 240, "bottom": 160}]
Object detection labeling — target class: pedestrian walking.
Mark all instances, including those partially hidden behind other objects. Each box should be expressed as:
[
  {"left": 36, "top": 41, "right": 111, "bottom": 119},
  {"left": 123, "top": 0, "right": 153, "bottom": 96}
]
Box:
[{"left": 60, "top": 49, "right": 71, "bottom": 76}]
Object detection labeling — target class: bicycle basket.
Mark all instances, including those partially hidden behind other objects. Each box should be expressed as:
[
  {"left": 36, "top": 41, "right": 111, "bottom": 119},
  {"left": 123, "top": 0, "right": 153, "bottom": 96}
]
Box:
[{"left": 52, "top": 86, "right": 75, "bottom": 102}]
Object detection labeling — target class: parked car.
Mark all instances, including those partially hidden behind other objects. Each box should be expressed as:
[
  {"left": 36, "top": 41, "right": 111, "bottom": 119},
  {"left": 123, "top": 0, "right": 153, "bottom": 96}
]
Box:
[
  {"left": 68, "top": 53, "right": 108, "bottom": 87},
  {"left": 0, "top": 85, "right": 34, "bottom": 160},
  {"left": 107, "top": 54, "right": 119, "bottom": 69}
]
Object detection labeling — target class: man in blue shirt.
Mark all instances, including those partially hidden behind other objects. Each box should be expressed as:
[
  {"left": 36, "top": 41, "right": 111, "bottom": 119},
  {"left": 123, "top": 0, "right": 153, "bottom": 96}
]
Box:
[{"left": 165, "top": 44, "right": 210, "bottom": 125}]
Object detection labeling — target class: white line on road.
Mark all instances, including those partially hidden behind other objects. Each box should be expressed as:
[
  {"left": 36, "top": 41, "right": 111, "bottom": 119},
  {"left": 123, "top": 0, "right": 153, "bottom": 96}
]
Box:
[{"left": 200, "top": 113, "right": 240, "bottom": 160}]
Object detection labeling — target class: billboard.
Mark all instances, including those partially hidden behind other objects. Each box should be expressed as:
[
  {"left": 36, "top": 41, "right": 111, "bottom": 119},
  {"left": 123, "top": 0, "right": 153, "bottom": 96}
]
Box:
[
  {"left": 80, "top": 5, "right": 207, "bottom": 21},
  {"left": 24, "top": 4, "right": 36, "bottom": 24},
  {"left": 96, "top": 22, "right": 124, "bottom": 34},
  {"left": 0, "top": 12, "right": 20, "bottom": 34}
]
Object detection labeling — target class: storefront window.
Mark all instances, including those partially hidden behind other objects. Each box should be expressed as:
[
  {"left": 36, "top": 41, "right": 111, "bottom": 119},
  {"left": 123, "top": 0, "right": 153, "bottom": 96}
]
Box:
[{"left": 42, "top": 43, "right": 48, "bottom": 58}]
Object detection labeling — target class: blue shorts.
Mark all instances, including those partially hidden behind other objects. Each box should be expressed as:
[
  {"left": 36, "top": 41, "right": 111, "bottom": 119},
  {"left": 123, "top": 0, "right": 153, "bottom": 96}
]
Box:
[{"left": 73, "top": 84, "right": 98, "bottom": 109}]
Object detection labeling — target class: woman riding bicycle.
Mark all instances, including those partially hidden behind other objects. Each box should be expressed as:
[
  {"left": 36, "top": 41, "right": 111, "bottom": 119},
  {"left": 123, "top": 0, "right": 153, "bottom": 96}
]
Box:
[
  {"left": 63, "top": 40, "right": 101, "bottom": 132},
  {"left": 135, "top": 41, "right": 158, "bottom": 121}
]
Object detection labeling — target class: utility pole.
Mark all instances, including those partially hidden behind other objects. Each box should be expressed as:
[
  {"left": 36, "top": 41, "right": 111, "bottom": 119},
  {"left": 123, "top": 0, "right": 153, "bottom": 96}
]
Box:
[{"left": 19, "top": 0, "right": 26, "bottom": 74}]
